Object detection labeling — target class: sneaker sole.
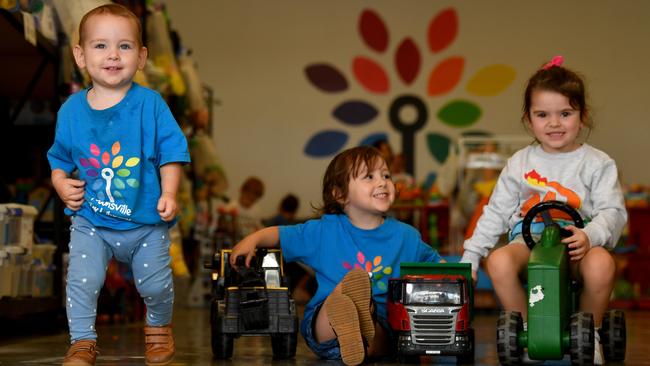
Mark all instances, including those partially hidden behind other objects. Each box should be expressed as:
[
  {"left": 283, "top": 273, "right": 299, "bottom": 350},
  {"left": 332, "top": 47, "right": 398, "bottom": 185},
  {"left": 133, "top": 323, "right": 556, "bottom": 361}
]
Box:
[
  {"left": 341, "top": 269, "right": 375, "bottom": 344},
  {"left": 326, "top": 293, "right": 365, "bottom": 365}
]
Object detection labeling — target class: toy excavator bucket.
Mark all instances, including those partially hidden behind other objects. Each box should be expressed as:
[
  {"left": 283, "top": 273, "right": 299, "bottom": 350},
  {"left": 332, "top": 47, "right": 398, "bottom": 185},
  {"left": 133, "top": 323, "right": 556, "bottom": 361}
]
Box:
[{"left": 400, "top": 262, "right": 474, "bottom": 319}]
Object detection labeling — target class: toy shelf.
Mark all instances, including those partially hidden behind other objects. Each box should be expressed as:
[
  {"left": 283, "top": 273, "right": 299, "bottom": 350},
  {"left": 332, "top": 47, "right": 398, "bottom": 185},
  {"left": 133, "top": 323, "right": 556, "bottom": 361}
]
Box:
[{"left": 0, "top": 8, "right": 64, "bottom": 318}]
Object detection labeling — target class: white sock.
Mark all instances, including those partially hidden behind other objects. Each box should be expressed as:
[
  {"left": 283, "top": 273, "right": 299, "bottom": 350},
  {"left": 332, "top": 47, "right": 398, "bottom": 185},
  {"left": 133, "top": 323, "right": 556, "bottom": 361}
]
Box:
[
  {"left": 594, "top": 327, "right": 601, "bottom": 342},
  {"left": 523, "top": 321, "right": 528, "bottom": 331}
]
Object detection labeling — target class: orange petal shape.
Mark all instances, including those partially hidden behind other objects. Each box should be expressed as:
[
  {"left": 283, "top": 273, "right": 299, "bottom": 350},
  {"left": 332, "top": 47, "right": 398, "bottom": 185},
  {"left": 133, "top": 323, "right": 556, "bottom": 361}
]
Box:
[
  {"left": 359, "top": 9, "right": 388, "bottom": 53},
  {"left": 111, "top": 141, "right": 121, "bottom": 156},
  {"left": 353, "top": 56, "right": 389, "bottom": 94},
  {"left": 466, "top": 64, "right": 516, "bottom": 96},
  {"left": 90, "top": 144, "right": 100, "bottom": 156},
  {"left": 373, "top": 256, "right": 382, "bottom": 266},
  {"left": 102, "top": 151, "right": 110, "bottom": 165},
  {"left": 395, "top": 38, "right": 420, "bottom": 85},
  {"left": 428, "top": 8, "right": 458, "bottom": 53},
  {"left": 357, "top": 251, "right": 366, "bottom": 264},
  {"left": 427, "top": 56, "right": 464, "bottom": 96}
]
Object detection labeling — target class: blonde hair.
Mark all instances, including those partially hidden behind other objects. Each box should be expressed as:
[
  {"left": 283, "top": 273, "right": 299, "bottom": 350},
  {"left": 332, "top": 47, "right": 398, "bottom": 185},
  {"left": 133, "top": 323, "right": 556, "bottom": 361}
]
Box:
[{"left": 78, "top": 3, "right": 143, "bottom": 46}]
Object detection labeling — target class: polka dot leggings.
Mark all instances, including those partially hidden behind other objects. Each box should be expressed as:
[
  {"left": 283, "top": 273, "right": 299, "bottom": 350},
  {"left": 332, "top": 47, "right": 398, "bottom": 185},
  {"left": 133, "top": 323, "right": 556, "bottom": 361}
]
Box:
[{"left": 66, "top": 216, "right": 173, "bottom": 342}]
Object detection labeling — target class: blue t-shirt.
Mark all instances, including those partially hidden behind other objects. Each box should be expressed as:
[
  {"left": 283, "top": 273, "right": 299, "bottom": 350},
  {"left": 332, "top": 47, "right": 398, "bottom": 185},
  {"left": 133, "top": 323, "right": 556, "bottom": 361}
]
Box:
[
  {"left": 279, "top": 214, "right": 442, "bottom": 325},
  {"left": 47, "top": 83, "right": 190, "bottom": 229}
]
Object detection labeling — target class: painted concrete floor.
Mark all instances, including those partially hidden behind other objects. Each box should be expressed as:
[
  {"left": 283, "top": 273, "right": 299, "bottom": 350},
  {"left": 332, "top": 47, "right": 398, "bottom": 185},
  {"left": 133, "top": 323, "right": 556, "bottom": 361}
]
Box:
[{"left": 0, "top": 305, "right": 647, "bottom": 365}]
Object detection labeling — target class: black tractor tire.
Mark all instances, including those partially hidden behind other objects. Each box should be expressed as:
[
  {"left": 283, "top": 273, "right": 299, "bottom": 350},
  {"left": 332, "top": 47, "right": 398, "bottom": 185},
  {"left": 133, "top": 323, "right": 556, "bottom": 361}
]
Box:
[
  {"left": 570, "top": 312, "right": 594, "bottom": 365},
  {"left": 457, "top": 328, "right": 475, "bottom": 364},
  {"left": 211, "top": 328, "right": 234, "bottom": 359},
  {"left": 271, "top": 332, "right": 297, "bottom": 359},
  {"left": 601, "top": 309, "right": 626, "bottom": 361},
  {"left": 497, "top": 311, "right": 522, "bottom": 365}
]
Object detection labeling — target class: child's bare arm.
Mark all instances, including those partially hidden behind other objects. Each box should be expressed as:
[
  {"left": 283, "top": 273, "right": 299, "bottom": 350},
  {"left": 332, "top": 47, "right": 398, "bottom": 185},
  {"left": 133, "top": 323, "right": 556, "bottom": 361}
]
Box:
[
  {"left": 230, "top": 226, "right": 280, "bottom": 268},
  {"left": 158, "top": 163, "right": 182, "bottom": 221},
  {"left": 51, "top": 169, "right": 85, "bottom": 211}
]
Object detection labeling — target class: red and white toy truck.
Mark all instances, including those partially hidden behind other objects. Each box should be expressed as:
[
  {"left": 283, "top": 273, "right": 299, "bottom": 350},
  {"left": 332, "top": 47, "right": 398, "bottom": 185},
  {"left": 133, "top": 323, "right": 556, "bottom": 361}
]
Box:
[{"left": 387, "top": 263, "right": 474, "bottom": 364}]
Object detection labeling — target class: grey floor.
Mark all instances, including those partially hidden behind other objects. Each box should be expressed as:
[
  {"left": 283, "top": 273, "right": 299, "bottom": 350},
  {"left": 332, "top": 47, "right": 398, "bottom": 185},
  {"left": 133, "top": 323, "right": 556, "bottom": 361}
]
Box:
[{"left": 0, "top": 305, "right": 647, "bottom": 365}]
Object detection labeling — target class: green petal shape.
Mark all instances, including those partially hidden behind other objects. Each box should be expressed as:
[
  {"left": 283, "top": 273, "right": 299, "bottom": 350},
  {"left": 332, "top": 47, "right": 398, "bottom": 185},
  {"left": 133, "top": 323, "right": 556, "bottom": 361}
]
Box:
[
  {"left": 437, "top": 100, "right": 481, "bottom": 127},
  {"left": 127, "top": 178, "right": 139, "bottom": 188},
  {"left": 466, "top": 64, "right": 516, "bottom": 96},
  {"left": 377, "top": 281, "right": 387, "bottom": 291},
  {"left": 113, "top": 190, "right": 123, "bottom": 199},
  {"left": 113, "top": 178, "right": 125, "bottom": 190},
  {"left": 426, "top": 133, "right": 452, "bottom": 163},
  {"left": 117, "top": 169, "right": 131, "bottom": 177}
]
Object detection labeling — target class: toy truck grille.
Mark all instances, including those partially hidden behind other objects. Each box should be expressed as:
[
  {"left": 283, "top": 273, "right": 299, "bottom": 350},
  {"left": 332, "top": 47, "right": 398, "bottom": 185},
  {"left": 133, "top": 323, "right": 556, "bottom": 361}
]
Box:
[{"left": 406, "top": 307, "right": 459, "bottom": 345}]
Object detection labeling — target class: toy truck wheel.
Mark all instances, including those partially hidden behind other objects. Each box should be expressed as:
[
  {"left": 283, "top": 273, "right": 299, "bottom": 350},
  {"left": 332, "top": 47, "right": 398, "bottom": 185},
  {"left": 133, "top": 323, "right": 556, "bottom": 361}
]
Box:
[
  {"left": 601, "top": 310, "right": 626, "bottom": 361},
  {"left": 457, "top": 328, "right": 475, "bottom": 364},
  {"left": 271, "top": 332, "right": 297, "bottom": 359},
  {"left": 211, "top": 329, "right": 234, "bottom": 359},
  {"left": 569, "top": 312, "right": 594, "bottom": 365},
  {"left": 497, "top": 311, "right": 522, "bottom": 365}
]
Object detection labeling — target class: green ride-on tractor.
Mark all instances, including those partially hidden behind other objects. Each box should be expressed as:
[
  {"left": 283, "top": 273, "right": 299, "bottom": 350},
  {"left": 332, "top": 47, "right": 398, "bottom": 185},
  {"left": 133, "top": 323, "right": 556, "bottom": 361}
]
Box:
[{"left": 497, "top": 200, "right": 626, "bottom": 365}]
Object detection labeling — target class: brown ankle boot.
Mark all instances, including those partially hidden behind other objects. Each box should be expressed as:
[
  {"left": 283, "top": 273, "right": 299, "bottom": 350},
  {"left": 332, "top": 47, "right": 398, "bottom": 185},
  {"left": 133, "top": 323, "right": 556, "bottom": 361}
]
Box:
[
  {"left": 63, "top": 339, "right": 98, "bottom": 366},
  {"left": 144, "top": 325, "right": 175, "bottom": 366}
]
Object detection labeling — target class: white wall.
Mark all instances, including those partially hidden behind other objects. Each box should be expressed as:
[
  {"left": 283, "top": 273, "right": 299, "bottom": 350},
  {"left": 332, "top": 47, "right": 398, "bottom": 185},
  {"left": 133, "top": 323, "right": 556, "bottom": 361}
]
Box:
[{"left": 165, "top": 0, "right": 650, "bottom": 218}]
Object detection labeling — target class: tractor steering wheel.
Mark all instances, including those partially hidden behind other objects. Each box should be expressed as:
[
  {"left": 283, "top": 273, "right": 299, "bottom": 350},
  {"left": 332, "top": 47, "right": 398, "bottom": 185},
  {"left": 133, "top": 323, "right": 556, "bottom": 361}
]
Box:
[{"left": 521, "top": 200, "right": 584, "bottom": 250}]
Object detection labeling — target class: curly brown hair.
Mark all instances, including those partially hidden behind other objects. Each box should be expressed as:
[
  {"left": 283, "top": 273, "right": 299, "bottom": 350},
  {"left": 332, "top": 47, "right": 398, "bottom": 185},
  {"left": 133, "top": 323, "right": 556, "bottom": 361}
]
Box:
[{"left": 318, "top": 146, "right": 384, "bottom": 215}]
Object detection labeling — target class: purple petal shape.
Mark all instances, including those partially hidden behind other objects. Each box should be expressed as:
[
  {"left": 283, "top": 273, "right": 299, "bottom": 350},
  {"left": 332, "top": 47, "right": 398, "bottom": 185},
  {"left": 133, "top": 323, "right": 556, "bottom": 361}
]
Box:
[
  {"left": 304, "top": 63, "right": 349, "bottom": 93},
  {"left": 332, "top": 100, "right": 378, "bottom": 126},
  {"left": 86, "top": 169, "right": 98, "bottom": 178}
]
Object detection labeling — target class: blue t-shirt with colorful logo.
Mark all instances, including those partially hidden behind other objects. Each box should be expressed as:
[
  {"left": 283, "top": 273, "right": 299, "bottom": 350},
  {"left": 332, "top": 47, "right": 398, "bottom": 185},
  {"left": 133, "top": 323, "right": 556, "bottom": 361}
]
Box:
[
  {"left": 279, "top": 214, "right": 442, "bottom": 325},
  {"left": 47, "top": 83, "right": 190, "bottom": 230}
]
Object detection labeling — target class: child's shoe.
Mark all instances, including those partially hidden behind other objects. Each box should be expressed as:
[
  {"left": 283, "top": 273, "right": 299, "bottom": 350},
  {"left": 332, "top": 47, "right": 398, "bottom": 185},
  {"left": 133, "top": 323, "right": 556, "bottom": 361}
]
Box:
[
  {"left": 326, "top": 292, "right": 365, "bottom": 366},
  {"left": 594, "top": 330, "right": 604, "bottom": 365},
  {"left": 63, "top": 339, "right": 98, "bottom": 366},
  {"left": 144, "top": 325, "right": 175, "bottom": 366},
  {"left": 340, "top": 269, "right": 375, "bottom": 344}
]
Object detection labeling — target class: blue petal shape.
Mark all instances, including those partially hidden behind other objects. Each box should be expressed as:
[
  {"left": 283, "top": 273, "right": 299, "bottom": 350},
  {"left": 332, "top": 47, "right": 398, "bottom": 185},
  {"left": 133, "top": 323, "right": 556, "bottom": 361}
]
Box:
[
  {"left": 359, "top": 132, "right": 389, "bottom": 147},
  {"left": 304, "top": 130, "right": 348, "bottom": 157},
  {"left": 332, "top": 100, "right": 378, "bottom": 126}
]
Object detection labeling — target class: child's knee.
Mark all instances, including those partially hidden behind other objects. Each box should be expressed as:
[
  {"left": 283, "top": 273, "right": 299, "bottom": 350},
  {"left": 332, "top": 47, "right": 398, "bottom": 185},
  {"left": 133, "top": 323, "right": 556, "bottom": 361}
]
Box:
[
  {"left": 582, "top": 248, "right": 615, "bottom": 282},
  {"left": 136, "top": 278, "right": 172, "bottom": 299}
]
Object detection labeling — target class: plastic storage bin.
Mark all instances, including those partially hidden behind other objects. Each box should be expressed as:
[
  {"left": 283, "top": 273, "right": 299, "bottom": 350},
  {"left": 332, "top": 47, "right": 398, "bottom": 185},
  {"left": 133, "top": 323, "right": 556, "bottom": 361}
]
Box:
[{"left": 0, "top": 203, "right": 38, "bottom": 252}]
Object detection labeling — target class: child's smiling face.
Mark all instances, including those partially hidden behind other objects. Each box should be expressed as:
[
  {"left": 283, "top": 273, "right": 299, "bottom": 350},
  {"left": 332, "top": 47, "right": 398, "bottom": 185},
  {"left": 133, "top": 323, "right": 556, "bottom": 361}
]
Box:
[
  {"left": 527, "top": 89, "right": 584, "bottom": 153},
  {"left": 343, "top": 158, "right": 395, "bottom": 221},
  {"left": 73, "top": 14, "right": 147, "bottom": 91}
]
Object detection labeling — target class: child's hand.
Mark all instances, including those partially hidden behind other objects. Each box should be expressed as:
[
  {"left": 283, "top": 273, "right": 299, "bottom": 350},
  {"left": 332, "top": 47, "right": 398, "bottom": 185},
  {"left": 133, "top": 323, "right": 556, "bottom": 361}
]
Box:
[
  {"left": 157, "top": 193, "right": 178, "bottom": 221},
  {"left": 229, "top": 237, "right": 258, "bottom": 269},
  {"left": 562, "top": 225, "right": 591, "bottom": 261},
  {"left": 53, "top": 177, "right": 85, "bottom": 211}
]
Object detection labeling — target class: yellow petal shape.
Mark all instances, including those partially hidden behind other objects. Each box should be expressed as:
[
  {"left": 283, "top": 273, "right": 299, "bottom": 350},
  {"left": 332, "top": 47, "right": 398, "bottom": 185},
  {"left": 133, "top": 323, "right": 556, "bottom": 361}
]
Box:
[
  {"left": 111, "top": 141, "right": 121, "bottom": 155},
  {"left": 382, "top": 267, "right": 392, "bottom": 275},
  {"left": 112, "top": 156, "right": 124, "bottom": 168},
  {"left": 373, "top": 265, "right": 383, "bottom": 272},
  {"left": 125, "top": 157, "right": 140, "bottom": 167},
  {"left": 466, "top": 64, "right": 516, "bottom": 96}
]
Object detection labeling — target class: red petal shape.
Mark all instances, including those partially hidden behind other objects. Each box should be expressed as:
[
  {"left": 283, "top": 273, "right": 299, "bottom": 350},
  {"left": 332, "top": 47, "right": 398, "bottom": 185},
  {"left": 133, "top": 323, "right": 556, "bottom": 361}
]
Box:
[
  {"left": 359, "top": 9, "right": 388, "bottom": 53},
  {"left": 428, "top": 8, "right": 458, "bottom": 53},
  {"left": 365, "top": 261, "right": 372, "bottom": 272},
  {"left": 102, "top": 151, "right": 110, "bottom": 165},
  {"left": 395, "top": 38, "right": 420, "bottom": 85},
  {"left": 353, "top": 56, "right": 389, "bottom": 94},
  {"left": 428, "top": 56, "right": 464, "bottom": 96}
]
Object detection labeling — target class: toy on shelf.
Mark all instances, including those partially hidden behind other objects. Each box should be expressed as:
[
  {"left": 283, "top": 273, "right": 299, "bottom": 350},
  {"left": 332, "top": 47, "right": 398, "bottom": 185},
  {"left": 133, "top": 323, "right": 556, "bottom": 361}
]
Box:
[{"left": 449, "top": 135, "right": 530, "bottom": 252}]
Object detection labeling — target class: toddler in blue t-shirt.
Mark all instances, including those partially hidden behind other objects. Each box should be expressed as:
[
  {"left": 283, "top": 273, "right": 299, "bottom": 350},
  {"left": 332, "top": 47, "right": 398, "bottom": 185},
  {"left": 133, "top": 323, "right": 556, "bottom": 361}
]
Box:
[
  {"left": 47, "top": 4, "right": 189, "bottom": 365},
  {"left": 231, "top": 146, "right": 443, "bottom": 365}
]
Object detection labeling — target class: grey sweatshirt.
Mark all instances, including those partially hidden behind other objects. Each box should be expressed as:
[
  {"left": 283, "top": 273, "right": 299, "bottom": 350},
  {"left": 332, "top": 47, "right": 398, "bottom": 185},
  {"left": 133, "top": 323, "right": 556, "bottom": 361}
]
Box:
[{"left": 460, "top": 143, "right": 627, "bottom": 271}]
